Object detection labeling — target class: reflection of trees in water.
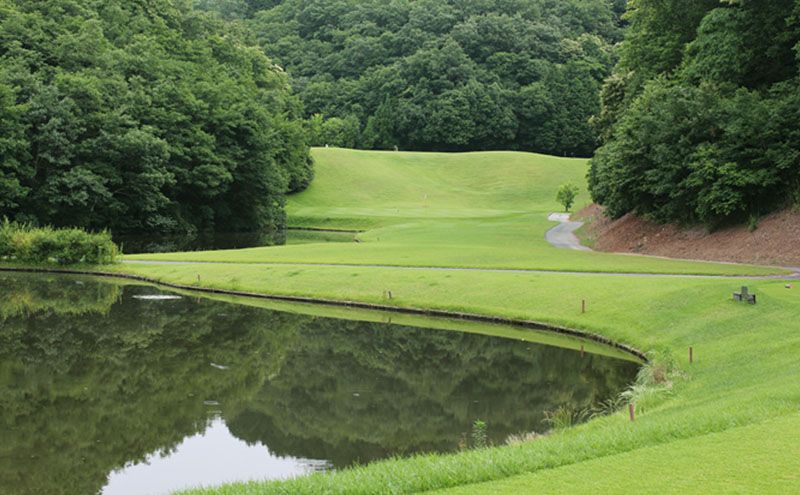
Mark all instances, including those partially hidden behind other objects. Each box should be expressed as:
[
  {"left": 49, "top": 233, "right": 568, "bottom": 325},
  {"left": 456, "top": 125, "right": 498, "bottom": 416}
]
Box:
[
  {"left": 0, "top": 273, "right": 638, "bottom": 494},
  {"left": 0, "top": 273, "right": 123, "bottom": 319},
  {"left": 113, "top": 230, "right": 285, "bottom": 254},
  {"left": 228, "top": 317, "right": 639, "bottom": 468},
  {"left": 0, "top": 273, "right": 299, "bottom": 495}
]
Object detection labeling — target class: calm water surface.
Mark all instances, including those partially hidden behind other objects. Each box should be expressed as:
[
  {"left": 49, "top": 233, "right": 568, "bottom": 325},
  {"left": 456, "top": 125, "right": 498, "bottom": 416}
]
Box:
[{"left": 0, "top": 272, "right": 639, "bottom": 495}]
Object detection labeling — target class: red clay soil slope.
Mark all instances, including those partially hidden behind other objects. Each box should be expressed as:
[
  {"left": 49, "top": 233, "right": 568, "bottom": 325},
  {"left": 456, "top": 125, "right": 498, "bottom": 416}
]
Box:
[{"left": 575, "top": 204, "right": 800, "bottom": 268}]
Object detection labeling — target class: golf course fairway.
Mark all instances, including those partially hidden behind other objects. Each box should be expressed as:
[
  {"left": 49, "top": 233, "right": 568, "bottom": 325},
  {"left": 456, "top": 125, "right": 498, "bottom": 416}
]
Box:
[{"left": 78, "top": 149, "right": 800, "bottom": 492}]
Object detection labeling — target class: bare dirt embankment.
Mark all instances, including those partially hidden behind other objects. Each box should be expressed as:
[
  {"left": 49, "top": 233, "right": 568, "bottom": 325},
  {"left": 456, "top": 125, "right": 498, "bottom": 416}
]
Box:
[{"left": 574, "top": 204, "right": 800, "bottom": 268}]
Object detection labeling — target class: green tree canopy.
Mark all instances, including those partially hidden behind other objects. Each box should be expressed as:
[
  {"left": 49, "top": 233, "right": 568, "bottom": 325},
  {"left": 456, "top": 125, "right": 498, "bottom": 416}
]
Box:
[
  {"left": 0, "top": 0, "right": 311, "bottom": 233},
  {"left": 556, "top": 182, "right": 580, "bottom": 212},
  {"left": 588, "top": 0, "right": 800, "bottom": 225},
  {"left": 200, "top": 0, "right": 626, "bottom": 155}
]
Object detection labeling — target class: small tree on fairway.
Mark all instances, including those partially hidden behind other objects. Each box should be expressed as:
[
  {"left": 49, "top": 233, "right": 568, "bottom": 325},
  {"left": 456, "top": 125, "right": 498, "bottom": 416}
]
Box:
[{"left": 556, "top": 183, "right": 580, "bottom": 212}]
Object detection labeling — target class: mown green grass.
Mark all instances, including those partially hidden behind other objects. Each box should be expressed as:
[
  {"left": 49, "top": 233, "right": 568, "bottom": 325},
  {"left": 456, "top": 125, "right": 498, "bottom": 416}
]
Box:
[
  {"left": 124, "top": 215, "right": 782, "bottom": 275},
  {"left": 125, "top": 149, "right": 784, "bottom": 276},
  {"left": 37, "top": 148, "right": 800, "bottom": 494},
  {"left": 288, "top": 148, "right": 587, "bottom": 218},
  {"left": 426, "top": 413, "right": 800, "bottom": 495},
  {"left": 285, "top": 228, "right": 355, "bottom": 244}
]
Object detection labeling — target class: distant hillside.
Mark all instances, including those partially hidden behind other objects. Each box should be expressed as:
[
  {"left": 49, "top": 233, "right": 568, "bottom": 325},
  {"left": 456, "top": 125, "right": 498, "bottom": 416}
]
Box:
[{"left": 197, "top": 0, "right": 627, "bottom": 155}]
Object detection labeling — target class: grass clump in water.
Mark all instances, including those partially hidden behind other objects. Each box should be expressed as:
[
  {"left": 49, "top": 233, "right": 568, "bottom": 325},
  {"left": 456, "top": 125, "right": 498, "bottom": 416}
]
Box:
[
  {"left": 543, "top": 406, "right": 591, "bottom": 431},
  {"left": 471, "top": 419, "right": 488, "bottom": 449},
  {"left": 621, "top": 351, "right": 683, "bottom": 415}
]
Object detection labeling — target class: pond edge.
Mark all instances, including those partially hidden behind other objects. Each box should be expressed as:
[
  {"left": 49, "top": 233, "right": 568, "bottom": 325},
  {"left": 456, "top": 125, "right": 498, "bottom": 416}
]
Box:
[{"left": 0, "top": 266, "right": 648, "bottom": 363}]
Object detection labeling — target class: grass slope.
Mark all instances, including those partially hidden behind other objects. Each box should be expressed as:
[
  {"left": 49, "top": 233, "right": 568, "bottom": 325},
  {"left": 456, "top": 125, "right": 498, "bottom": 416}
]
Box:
[
  {"left": 125, "top": 148, "right": 783, "bottom": 276},
  {"left": 288, "top": 149, "right": 584, "bottom": 223}
]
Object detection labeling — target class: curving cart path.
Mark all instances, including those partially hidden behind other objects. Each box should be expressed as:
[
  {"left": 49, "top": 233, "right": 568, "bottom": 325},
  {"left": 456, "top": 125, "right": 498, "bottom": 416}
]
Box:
[{"left": 545, "top": 213, "right": 592, "bottom": 251}]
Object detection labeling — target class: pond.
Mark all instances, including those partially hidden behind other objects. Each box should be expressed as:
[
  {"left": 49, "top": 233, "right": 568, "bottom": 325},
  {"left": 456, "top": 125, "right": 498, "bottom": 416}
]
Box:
[{"left": 0, "top": 272, "right": 640, "bottom": 495}]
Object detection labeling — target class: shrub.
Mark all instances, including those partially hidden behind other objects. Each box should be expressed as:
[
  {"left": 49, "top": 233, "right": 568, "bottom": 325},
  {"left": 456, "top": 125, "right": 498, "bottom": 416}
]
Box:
[
  {"left": 620, "top": 351, "right": 682, "bottom": 415},
  {"left": 0, "top": 219, "right": 119, "bottom": 265}
]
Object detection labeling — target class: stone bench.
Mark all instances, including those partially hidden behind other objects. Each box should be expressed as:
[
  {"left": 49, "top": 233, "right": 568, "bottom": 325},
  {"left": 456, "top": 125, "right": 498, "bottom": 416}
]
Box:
[{"left": 733, "top": 286, "right": 756, "bottom": 304}]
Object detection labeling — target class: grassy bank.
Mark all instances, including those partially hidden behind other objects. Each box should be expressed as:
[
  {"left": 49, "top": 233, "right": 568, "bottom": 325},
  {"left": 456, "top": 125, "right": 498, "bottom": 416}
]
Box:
[{"left": 22, "top": 148, "right": 800, "bottom": 494}]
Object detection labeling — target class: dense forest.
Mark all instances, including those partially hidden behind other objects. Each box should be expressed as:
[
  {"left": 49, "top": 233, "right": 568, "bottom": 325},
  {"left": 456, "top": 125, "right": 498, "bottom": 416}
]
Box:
[
  {"left": 1, "top": 0, "right": 626, "bottom": 234},
  {"left": 588, "top": 0, "right": 800, "bottom": 226},
  {"left": 197, "top": 0, "right": 627, "bottom": 155},
  {"left": 4, "top": 0, "right": 797, "bottom": 234},
  {"left": 0, "top": 0, "right": 312, "bottom": 234}
]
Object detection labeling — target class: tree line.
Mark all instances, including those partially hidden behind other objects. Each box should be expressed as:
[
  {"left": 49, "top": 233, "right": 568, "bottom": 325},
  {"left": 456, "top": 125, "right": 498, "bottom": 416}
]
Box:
[
  {"left": 200, "top": 0, "right": 627, "bottom": 156},
  {"left": 0, "top": 0, "right": 312, "bottom": 234},
  {"left": 588, "top": 0, "right": 800, "bottom": 226}
]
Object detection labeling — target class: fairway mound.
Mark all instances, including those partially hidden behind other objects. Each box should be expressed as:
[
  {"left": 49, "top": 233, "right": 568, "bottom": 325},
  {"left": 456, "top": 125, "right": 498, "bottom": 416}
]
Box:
[{"left": 577, "top": 204, "right": 800, "bottom": 268}]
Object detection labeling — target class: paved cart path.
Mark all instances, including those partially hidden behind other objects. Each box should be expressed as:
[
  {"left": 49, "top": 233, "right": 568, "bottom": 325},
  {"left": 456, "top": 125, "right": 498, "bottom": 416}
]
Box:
[{"left": 545, "top": 213, "right": 592, "bottom": 251}]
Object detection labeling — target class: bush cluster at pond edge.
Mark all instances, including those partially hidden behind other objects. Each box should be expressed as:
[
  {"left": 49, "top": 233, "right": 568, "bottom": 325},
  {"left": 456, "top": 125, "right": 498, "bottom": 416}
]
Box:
[{"left": 0, "top": 220, "right": 118, "bottom": 265}]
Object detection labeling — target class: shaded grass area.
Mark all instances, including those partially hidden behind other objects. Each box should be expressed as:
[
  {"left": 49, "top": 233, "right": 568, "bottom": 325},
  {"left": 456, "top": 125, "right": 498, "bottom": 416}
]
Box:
[
  {"left": 106, "top": 262, "right": 800, "bottom": 495},
  {"left": 285, "top": 229, "right": 355, "bottom": 245}
]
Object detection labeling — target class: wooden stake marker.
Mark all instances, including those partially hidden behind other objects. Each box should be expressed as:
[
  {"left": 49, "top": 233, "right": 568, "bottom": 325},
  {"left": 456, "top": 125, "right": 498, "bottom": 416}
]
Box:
[{"left": 629, "top": 403, "right": 635, "bottom": 422}]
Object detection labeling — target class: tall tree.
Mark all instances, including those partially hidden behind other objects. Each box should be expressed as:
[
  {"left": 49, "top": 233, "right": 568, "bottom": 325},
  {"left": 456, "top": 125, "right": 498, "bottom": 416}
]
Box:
[{"left": 617, "top": 0, "right": 718, "bottom": 79}]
